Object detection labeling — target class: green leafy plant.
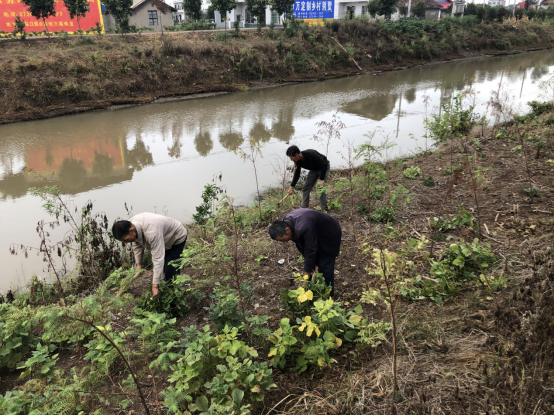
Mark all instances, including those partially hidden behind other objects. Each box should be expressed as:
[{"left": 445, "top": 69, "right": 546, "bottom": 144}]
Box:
[
  {"left": 130, "top": 309, "right": 180, "bottom": 354},
  {"left": 163, "top": 325, "right": 275, "bottom": 414},
  {"left": 524, "top": 186, "right": 541, "bottom": 197},
  {"left": 280, "top": 273, "right": 331, "bottom": 316},
  {"left": 84, "top": 324, "right": 127, "bottom": 374},
  {"left": 136, "top": 274, "right": 192, "bottom": 317},
  {"left": 205, "top": 283, "right": 253, "bottom": 331},
  {"left": 423, "top": 176, "right": 435, "bottom": 187},
  {"left": 0, "top": 304, "right": 36, "bottom": 371},
  {"left": 18, "top": 343, "right": 58, "bottom": 380},
  {"left": 403, "top": 165, "right": 421, "bottom": 179}
]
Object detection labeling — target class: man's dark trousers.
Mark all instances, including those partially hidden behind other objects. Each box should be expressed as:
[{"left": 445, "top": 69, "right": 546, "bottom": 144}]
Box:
[
  {"left": 163, "top": 239, "right": 186, "bottom": 282},
  {"left": 316, "top": 254, "right": 336, "bottom": 298}
]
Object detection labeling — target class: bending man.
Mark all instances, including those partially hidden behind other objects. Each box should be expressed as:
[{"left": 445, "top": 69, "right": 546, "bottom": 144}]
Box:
[
  {"left": 269, "top": 208, "right": 341, "bottom": 297},
  {"left": 112, "top": 213, "right": 188, "bottom": 298},
  {"left": 286, "top": 145, "right": 330, "bottom": 211}
]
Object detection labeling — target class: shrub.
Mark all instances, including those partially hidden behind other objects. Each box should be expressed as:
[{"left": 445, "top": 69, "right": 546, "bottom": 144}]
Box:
[
  {"left": 528, "top": 100, "right": 554, "bottom": 117},
  {"left": 403, "top": 165, "right": 421, "bottom": 179},
  {"left": 0, "top": 304, "right": 36, "bottom": 371},
  {"left": 163, "top": 325, "right": 275, "bottom": 414},
  {"left": 205, "top": 283, "right": 253, "bottom": 331},
  {"left": 136, "top": 275, "right": 192, "bottom": 317}
]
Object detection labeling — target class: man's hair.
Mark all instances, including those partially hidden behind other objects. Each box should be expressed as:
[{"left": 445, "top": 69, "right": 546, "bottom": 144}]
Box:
[
  {"left": 112, "top": 220, "right": 132, "bottom": 240},
  {"left": 286, "top": 145, "right": 300, "bottom": 157},
  {"left": 269, "top": 221, "right": 288, "bottom": 240}
]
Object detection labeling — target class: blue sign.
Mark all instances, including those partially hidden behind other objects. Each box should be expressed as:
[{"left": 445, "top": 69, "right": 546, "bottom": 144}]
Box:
[{"left": 293, "top": 0, "right": 334, "bottom": 19}]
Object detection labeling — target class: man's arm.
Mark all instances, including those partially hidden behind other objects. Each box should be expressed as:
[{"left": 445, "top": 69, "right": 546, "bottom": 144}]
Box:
[
  {"left": 149, "top": 235, "right": 165, "bottom": 296},
  {"left": 132, "top": 243, "right": 144, "bottom": 268},
  {"left": 290, "top": 164, "right": 301, "bottom": 188}
]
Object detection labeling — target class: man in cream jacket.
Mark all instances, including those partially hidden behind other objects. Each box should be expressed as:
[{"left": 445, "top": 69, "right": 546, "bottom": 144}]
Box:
[{"left": 112, "top": 213, "right": 188, "bottom": 298}]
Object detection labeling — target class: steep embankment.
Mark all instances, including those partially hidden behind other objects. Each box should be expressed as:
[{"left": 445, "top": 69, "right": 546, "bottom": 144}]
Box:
[{"left": 1, "top": 18, "right": 554, "bottom": 123}]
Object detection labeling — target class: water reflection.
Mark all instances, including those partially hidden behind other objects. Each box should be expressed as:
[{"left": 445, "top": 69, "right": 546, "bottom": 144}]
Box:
[
  {"left": 0, "top": 50, "right": 552, "bottom": 202},
  {"left": 194, "top": 130, "right": 213, "bottom": 156}
]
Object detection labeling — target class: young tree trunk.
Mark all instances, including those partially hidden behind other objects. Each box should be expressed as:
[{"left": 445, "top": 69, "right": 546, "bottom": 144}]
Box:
[{"left": 42, "top": 17, "right": 51, "bottom": 39}]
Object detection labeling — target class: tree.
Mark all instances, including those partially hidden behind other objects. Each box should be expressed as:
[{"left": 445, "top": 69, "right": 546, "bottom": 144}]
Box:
[
  {"left": 246, "top": 0, "right": 268, "bottom": 26},
  {"left": 399, "top": 5, "right": 408, "bottom": 16},
  {"left": 368, "top": 0, "right": 381, "bottom": 17},
  {"left": 210, "top": 0, "right": 237, "bottom": 29},
  {"left": 13, "top": 16, "right": 26, "bottom": 39},
  {"left": 379, "top": 0, "right": 398, "bottom": 18},
  {"left": 270, "top": 0, "right": 294, "bottom": 20},
  {"left": 21, "top": 0, "right": 56, "bottom": 38},
  {"left": 62, "top": 0, "right": 90, "bottom": 34},
  {"left": 183, "top": 0, "right": 202, "bottom": 20},
  {"left": 413, "top": 1, "right": 426, "bottom": 18},
  {"left": 103, "top": 0, "right": 133, "bottom": 34},
  {"left": 465, "top": 2, "right": 477, "bottom": 15}
]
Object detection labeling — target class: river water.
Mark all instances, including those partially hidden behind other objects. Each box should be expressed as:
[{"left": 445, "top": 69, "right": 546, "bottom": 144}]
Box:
[{"left": 1, "top": 50, "right": 553, "bottom": 292}]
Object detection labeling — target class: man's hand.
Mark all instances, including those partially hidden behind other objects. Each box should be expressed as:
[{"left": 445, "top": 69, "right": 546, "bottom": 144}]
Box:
[
  {"left": 288, "top": 186, "right": 294, "bottom": 195},
  {"left": 136, "top": 264, "right": 142, "bottom": 270},
  {"left": 152, "top": 284, "right": 159, "bottom": 298},
  {"left": 317, "top": 179, "right": 325, "bottom": 188}
]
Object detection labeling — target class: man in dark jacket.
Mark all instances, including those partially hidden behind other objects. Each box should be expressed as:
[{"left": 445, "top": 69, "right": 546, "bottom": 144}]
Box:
[
  {"left": 286, "top": 145, "right": 330, "bottom": 211},
  {"left": 269, "top": 208, "right": 341, "bottom": 297}
]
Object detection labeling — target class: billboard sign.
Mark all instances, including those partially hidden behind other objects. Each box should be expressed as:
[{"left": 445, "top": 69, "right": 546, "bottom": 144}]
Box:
[
  {"left": 0, "top": 0, "right": 103, "bottom": 34},
  {"left": 293, "top": 0, "right": 334, "bottom": 20}
]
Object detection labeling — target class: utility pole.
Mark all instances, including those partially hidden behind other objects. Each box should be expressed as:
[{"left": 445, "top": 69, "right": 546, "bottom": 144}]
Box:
[{"left": 407, "top": 0, "right": 412, "bottom": 16}]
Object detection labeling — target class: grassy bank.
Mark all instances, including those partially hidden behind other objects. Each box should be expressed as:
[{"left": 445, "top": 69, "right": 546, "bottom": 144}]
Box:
[
  {"left": 1, "top": 17, "right": 554, "bottom": 123},
  {"left": 1, "top": 97, "right": 553, "bottom": 414}
]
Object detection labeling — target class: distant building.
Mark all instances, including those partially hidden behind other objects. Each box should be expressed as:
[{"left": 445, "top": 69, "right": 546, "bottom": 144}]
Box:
[
  {"left": 397, "top": 0, "right": 444, "bottom": 19},
  {"left": 102, "top": 0, "right": 177, "bottom": 32},
  {"left": 213, "top": 0, "right": 284, "bottom": 28},
  {"left": 172, "top": 1, "right": 185, "bottom": 23}
]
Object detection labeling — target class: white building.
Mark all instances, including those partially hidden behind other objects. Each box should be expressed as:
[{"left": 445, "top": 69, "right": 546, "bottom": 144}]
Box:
[
  {"left": 172, "top": 0, "right": 185, "bottom": 23},
  {"left": 214, "top": 0, "right": 285, "bottom": 28}
]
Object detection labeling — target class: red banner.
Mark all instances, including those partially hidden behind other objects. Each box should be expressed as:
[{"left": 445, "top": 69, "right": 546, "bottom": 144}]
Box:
[{"left": 0, "top": 0, "right": 104, "bottom": 34}]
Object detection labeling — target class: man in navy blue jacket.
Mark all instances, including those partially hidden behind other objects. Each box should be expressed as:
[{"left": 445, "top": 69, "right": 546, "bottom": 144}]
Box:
[{"left": 269, "top": 208, "right": 341, "bottom": 297}]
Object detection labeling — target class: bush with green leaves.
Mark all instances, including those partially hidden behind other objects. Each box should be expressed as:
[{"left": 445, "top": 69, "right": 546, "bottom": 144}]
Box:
[
  {"left": 205, "top": 282, "right": 253, "bottom": 331},
  {"left": 280, "top": 273, "right": 332, "bottom": 316},
  {"left": 136, "top": 274, "right": 192, "bottom": 317},
  {"left": 430, "top": 208, "right": 474, "bottom": 236},
  {"left": 18, "top": 343, "right": 58, "bottom": 380},
  {"left": 528, "top": 100, "right": 554, "bottom": 117},
  {"left": 271, "top": 280, "right": 386, "bottom": 373},
  {"left": 0, "top": 304, "right": 37, "bottom": 371},
  {"left": 370, "top": 184, "right": 411, "bottom": 223},
  {"left": 425, "top": 94, "right": 478, "bottom": 144},
  {"left": 401, "top": 238, "right": 498, "bottom": 304},
  {"left": 130, "top": 309, "right": 180, "bottom": 353},
  {"left": 163, "top": 325, "right": 275, "bottom": 415},
  {"left": 403, "top": 165, "right": 421, "bottom": 179},
  {"left": 84, "top": 324, "right": 127, "bottom": 375},
  {"left": 1, "top": 367, "right": 103, "bottom": 414}
]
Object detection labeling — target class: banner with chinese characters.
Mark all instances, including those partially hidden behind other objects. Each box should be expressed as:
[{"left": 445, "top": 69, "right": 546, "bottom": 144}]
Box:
[
  {"left": 0, "top": 0, "right": 103, "bottom": 34},
  {"left": 293, "top": 0, "right": 334, "bottom": 20}
]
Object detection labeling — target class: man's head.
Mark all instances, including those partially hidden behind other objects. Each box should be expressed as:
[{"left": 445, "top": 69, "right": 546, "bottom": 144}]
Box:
[
  {"left": 269, "top": 221, "right": 293, "bottom": 242},
  {"left": 286, "top": 145, "right": 302, "bottom": 163},
  {"left": 112, "top": 220, "right": 137, "bottom": 243}
]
